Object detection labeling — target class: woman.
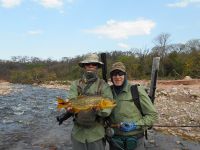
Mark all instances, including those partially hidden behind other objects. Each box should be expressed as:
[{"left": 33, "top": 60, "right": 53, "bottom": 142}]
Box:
[{"left": 108, "top": 62, "right": 158, "bottom": 150}]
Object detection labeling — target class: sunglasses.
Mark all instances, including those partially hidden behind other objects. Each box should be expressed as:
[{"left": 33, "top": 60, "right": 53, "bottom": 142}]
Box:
[
  {"left": 84, "top": 63, "right": 98, "bottom": 66},
  {"left": 111, "top": 71, "right": 125, "bottom": 76}
]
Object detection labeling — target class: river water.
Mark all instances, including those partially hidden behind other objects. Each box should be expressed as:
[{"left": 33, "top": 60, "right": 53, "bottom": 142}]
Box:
[
  {"left": 0, "top": 84, "right": 72, "bottom": 150},
  {"left": 0, "top": 84, "right": 200, "bottom": 150}
]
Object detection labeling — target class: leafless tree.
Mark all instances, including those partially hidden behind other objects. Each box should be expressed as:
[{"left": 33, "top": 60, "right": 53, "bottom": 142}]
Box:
[
  {"left": 185, "top": 39, "right": 200, "bottom": 51},
  {"left": 152, "top": 33, "right": 171, "bottom": 58}
]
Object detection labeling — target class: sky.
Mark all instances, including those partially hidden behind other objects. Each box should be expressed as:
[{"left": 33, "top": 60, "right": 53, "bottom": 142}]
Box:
[{"left": 0, "top": 0, "right": 200, "bottom": 60}]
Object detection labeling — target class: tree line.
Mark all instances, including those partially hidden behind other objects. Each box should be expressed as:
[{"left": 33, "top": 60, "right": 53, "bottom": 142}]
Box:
[{"left": 0, "top": 33, "right": 200, "bottom": 84}]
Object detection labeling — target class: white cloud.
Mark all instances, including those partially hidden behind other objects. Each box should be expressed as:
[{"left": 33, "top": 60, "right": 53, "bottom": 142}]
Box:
[
  {"left": 167, "top": 0, "right": 200, "bottom": 8},
  {"left": 38, "top": 0, "right": 64, "bottom": 8},
  {"left": 85, "top": 19, "right": 155, "bottom": 40},
  {"left": 1, "top": 0, "right": 74, "bottom": 9},
  {"left": 27, "top": 30, "right": 43, "bottom": 35},
  {"left": 118, "top": 43, "right": 130, "bottom": 49},
  {"left": 66, "top": 0, "right": 74, "bottom": 3},
  {"left": 1, "top": 0, "right": 22, "bottom": 8}
]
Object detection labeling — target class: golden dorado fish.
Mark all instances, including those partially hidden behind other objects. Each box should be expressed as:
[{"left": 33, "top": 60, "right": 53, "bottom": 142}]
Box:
[{"left": 57, "top": 96, "right": 116, "bottom": 113}]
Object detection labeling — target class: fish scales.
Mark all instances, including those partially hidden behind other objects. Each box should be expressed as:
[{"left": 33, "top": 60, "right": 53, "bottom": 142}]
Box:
[{"left": 57, "top": 95, "right": 116, "bottom": 113}]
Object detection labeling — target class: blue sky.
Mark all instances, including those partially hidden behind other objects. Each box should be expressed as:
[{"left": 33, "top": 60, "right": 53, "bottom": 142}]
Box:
[{"left": 0, "top": 0, "right": 200, "bottom": 60}]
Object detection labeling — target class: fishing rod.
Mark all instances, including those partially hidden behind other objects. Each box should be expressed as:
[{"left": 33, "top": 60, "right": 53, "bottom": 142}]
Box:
[
  {"left": 150, "top": 125, "right": 200, "bottom": 128},
  {"left": 100, "top": 53, "right": 107, "bottom": 83},
  {"left": 111, "top": 124, "right": 200, "bottom": 128}
]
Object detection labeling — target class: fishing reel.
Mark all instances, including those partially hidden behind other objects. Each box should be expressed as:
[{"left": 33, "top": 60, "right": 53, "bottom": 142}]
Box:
[
  {"left": 56, "top": 111, "right": 73, "bottom": 125},
  {"left": 105, "top": 127, "right": 115, "bottom": 137}
]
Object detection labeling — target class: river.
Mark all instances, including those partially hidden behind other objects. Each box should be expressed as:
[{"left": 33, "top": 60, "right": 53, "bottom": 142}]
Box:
[
  {"left": 0, "top": 84, "right": 199, "bottom": 150},
  {"left": 0, "top": 84, "right": 72, "bottom": 150}
]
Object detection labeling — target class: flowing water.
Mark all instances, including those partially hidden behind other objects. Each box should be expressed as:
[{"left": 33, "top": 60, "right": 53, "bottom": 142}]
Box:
[
  {"left": 0, "top": 84, "right": 72, "bottom": 150},
  {"left": 0, "top": 84, "right": 199, "bottom": 150}
]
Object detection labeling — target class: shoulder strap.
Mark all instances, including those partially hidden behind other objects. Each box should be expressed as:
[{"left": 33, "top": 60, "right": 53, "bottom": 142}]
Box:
[
  {"left": 130, "top": 85, "right": 144, "bottom": 116},
  {"left": 131, "top": 85, "right": 148, "bottom": 140},
  {"left": 78, "top": 79, "right": 104, "bottom": 96},
  {"left": 77, "top": 79, "right": 93, "bottom": 96}
]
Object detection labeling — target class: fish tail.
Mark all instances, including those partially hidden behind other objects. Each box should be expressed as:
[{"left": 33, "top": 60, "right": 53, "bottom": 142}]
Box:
[
  {"left": 57, "top": 105, "right": 64, "bottom": 110},
  {"left": 57, "top": 97, "right": 70, "bottom": 110},
  {"left": 57, "top": 97, "right": 65, "bottom": 103}
]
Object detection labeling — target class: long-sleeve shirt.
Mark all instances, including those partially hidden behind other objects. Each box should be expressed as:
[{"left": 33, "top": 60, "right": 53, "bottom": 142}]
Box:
[
  {"left": 68, "top": 78, "right": 113, "bottom": 143},
  {"left": 110, "top": 82, "right": 158, "bottom": 136}
]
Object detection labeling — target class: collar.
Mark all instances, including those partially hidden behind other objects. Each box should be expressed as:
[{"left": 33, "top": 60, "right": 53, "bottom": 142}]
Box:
[{"left": 120, "top": 80, "right": 129, "bottom": 93}]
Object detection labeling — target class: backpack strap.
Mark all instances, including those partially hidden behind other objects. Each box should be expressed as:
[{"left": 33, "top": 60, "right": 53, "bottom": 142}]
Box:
[
  {"left": 131, "top": 85, "right": 149, "bottom": 140},
  {"left": 130, "top": 85, "right": 144, "bottom": 116}
]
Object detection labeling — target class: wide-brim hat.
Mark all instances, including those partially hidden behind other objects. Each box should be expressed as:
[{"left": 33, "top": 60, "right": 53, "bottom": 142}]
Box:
[
  {"left": 110, "top": 62, "right": 126, "bottom": 73},
  {"left": 79, "top": 53, "right": 103, "bottom": 68}
]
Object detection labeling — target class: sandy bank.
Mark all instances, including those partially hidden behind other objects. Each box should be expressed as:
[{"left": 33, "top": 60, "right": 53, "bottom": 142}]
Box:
[{"left": 0, "top": 82, "right": 12, "bottom": 95}]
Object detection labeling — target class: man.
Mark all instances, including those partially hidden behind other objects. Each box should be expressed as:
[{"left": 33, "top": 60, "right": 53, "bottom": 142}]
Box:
[
  {"left": 108, "top": 62, "right": 158, "bottom": 150},
  {"left": 67, "top": 53, "right": 113, "bottom": 150}
]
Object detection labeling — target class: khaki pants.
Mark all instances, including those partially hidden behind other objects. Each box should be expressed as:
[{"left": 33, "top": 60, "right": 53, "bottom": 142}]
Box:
[{"left": 72, "top": 136, "right": 105, "bottom": 150}]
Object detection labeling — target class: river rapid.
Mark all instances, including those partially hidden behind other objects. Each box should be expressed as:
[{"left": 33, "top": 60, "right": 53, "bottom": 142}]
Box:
[{"left": 0, "top": 84, "right": 72, "bottom": 150}]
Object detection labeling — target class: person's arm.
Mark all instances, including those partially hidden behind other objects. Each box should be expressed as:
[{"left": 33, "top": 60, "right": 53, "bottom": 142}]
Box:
[
  {"left": 67, "top": 80, "right": 79, "bottom": 99},
  {"left": 56, "top": 81, "right": 79, "bottom": 125},
  {"left": 135, "top": 86, "right": 158, "bottom": 128},
  {"left": 97, "top": 82, "right": 114, "bottom": 117}
]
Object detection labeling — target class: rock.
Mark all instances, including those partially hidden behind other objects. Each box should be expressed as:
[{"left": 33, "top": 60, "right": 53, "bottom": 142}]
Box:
[
  {"left": 176, "top": 141, "right": 181, "bottom": 144},
  {"left": 183, "top": 76, "right": 192, "bottom": 80}
]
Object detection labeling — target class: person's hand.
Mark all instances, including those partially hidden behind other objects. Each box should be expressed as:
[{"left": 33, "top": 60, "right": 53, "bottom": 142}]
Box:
[
  {"left": 64, "top": 99, "right": 73, "bottom": 112},
  {"left": 92, "top": 106, "right": 100, "bottom": 113},
  {"left": 65, "top": 98, "right": 69, "bottom": 102},
  {"left": 120, "top": 122, "right": 137, "bottom": 132},
  {"left": 56, "top": 111, "right": 73, "bottom": 125}
]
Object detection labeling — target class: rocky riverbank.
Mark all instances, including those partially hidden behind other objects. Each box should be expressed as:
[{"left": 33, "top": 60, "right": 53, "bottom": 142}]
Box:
[
  {"left": 155, "top": 83, "right": 200, "bottom": 142},
  {"left": 131, "top": 79, "right": 200, "bottom": 142},
  {"left": 0, "top": 82, "right": 12, "bottom": 95}
]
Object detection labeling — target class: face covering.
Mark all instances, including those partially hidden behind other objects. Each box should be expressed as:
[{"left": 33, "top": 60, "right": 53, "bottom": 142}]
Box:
[{"left": 84, "top": 71, "right": 98, "bottom": 83}]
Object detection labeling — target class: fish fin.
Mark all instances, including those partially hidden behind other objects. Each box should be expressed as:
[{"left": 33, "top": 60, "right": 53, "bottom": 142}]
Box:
[
  {"left": 99, "top": 100, "right": 116, "bottom": 109},
  {"left": 57, "top": 97, "right": 70, "bottom": 110},
  {"left": 57, "top": 97, "right": 65, "bottom": 104},
  {"left": 57, "top": 105, "right": 64, "bottom": 110}
]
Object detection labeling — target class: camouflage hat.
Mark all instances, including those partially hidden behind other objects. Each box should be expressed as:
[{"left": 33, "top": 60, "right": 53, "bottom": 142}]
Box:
[
  {"left": 79, "top": 53, "right": 103, "bottom": 68},
  {"left": 110, "top": 62, "right": 126, "bottom": 73}
]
